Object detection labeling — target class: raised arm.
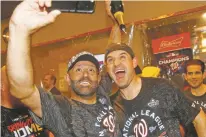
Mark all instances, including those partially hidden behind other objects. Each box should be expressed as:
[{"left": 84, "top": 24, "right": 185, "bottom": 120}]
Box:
[
  {"left": 105, "top": 0, "right": 121, "bottom": 45},
  {"left": 99, "top": 1, "right": 122, "bottom": 94},
  {"left": 193, "top": 109, "right": 206, "bottom": 137},
  {"left": 7, "top": 0, "right": 61, "bottom": 117}
]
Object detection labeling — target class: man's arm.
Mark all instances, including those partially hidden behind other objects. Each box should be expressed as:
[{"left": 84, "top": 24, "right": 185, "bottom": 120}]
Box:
[
  {"left": 7, "top": 0, "right": 60, "bottom": 117},
  {"left": 105, "top": 0, "right": 121, "bottom": 46},
  {"left": 99, "top": 0, "right": 122, "bottom": 94},
  {"left": 172, "top": 84, "right": 206, "bottom": 137},
  {"left": 193, "top": 109, "right": 206, "bottom": 137},
  {"left": 107, "top": 23, "right": 121, "bottom": 45}
]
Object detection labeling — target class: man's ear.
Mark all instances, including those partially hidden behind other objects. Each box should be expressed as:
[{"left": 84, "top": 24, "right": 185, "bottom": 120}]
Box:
[
  {"left": 65, "top": 73, "right": 71, "bottom": 86},
  {"left": 132, "top": 57, "right": 138, "bottom": 68}
]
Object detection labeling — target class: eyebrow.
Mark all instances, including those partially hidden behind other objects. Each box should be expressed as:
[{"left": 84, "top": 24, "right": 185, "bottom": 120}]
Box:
[
  {"left": 119, "top": 52, "right": 127, "bottom": 56},
  {"left": 107, "top": 51, "right": 128, "bottom": 59}
]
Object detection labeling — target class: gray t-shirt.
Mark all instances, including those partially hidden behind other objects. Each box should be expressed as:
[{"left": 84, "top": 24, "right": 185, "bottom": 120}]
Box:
[
  {"left": 69, "top": 92, "right": 120, "bottom": 137},
  {"left": 30, "top": 89, "right": 73, "bottom": 137},
  {"left": 31, "top": 77, "right": 121, "bottom": 137}
]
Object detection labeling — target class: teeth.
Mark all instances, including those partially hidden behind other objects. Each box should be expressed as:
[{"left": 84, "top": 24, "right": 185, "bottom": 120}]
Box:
[
  {"left": 115, "top": 69, "right": 125, "bottom": 74},
  {"left": 80, "top": 81, "right": 90, "bottom": 86}
]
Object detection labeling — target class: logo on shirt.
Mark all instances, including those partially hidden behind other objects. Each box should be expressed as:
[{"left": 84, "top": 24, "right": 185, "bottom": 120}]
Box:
[
  {"left": 148, "top": 98, "right": 159, "bottom": 108},
  {"left": 99, "top": 98, "right": 107, "bottom": 105},
  {"left": 95, "top": 104, "right": 116, "bottom": 136},
  {"left": 191, "top": 100, "right": 206, "bottom": 110},
  {"left": 122, "top": 109, "right": 167, "bottom": 137},
  {"left": 7, "top": 117, "right": 44, "bottom": 137}
]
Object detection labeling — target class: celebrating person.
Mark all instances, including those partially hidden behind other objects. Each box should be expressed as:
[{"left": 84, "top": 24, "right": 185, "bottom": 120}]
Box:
[
  {"left": 6, "top": 0, "right": 121, "bottom": 136},
  {"left": 105, "top": 43, "right": 206, "bottom": 137}
]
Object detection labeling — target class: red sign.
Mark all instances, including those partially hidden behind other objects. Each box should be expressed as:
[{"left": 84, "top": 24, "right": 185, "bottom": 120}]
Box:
[{"left": 152, "top": 32, "right": 191, "bottom": 54}]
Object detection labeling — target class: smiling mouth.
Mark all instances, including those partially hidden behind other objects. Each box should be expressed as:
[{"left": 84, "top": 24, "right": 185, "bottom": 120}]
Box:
[
  {"left": 115, "top": 69, "right": 126, "bottom": 80},
  {"left": 191, "top": 80, "right": 198, "bottom": 83},
  {"left": 80, "top": 81, "right": 91, "bottom": 86}
]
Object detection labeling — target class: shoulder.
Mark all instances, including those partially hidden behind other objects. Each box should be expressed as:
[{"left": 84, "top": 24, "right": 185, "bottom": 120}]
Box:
[
  {"left": 51, "top": 87, "right": 58, "bottom": 91},
  {"left": 1, "top": 106, "right": 11, "bottom": 113},
  {"left": 50, "top": 87, "right": 61, "bottom": 95},
  {"left": 141, "top": 77, "right": 173, "bottom": 89},
  {"left": 38, "top": 87, "right": 55, "bottom": 100},
  {"left": 1, "top": 106, "right": 29, "bottom": 124},
  {"left": 37, "top": 86, "right": 69, "bottom": 107},
  {"left": 141, "top": 77, "right": 182, "bottom": 97},
  {"left": 141, "top": 77, "right": 168, "bottom": 83},
  {"left": 183, "top": 87, "right": 191, "bottom": 95},
  {"left": 1, "top": 106, "right": 28, "bottom": 113}
]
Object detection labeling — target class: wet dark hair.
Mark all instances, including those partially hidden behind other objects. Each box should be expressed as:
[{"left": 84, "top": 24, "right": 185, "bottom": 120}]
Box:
[{"left": 105, "top": 43, "right": 135, "bottom": 61}]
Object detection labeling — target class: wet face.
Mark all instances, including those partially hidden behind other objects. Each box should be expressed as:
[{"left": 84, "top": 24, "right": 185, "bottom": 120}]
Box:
[
  {"left": 68, "top": 61, "right": 100, "bottom": 97},
  {"left": 43, "top": 75, "right": 53, "bottom": 90},
  {"left": 106, "top": 50, "right": 136, "bottom": 89},
  {"left": 184, "top": 65, "right": 205, "bottom": 89}
]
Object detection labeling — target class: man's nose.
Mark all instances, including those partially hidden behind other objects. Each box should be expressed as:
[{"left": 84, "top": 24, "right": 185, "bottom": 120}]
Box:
[
  {"left": 191, "top": 73, "right": 197, "bottom": 78},
  {"left": 114, "top": 59, "right": 121, "bottom": 66},
  {"left": 83, "top": 70, "right": 89, "bottom": 77}
]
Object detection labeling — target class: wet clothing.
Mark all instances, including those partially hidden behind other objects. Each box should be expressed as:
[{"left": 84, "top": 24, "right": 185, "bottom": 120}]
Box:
[
  {"left": 30, "top": 75, "right": 121, "bottom": 137},
  {"left": 112, "top": 77, "right": 199, "bottom": 137}
]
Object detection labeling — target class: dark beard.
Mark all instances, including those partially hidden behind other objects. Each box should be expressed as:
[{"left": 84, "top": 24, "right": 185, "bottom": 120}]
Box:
[{"left": 70, "top": 78, "right": 98, "bottom": 97}]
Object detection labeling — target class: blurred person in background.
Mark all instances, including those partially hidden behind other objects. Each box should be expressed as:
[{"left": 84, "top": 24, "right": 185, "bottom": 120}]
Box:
[{"left": 43, "top": 73, "right": 61, "bottom": 95}]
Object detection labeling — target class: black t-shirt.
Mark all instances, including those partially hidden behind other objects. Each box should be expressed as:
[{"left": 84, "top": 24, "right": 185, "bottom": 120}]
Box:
[
  {"left": 183, "top": 89, "right": 206, "bottom": 112},
  {"left": 1, "top": 106, "right": 48, "bottom": 137},
  {"left": 120, "top": 77, "right": 199, "bottom": 137},
  {"left": 183, "top": 89, "right": 206, "bottom": 137}
]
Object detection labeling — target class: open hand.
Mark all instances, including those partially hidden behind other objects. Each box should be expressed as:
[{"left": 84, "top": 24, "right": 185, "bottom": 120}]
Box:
[{"left": 10, "top": 0, "right": 61, "bottom": 34}]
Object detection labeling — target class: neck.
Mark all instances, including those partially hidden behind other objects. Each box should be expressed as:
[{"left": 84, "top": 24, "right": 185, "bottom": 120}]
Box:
[
  {"left": 191, "top": 84, "right": 206, "bottom": 96},
  {"left": 71, "top": 91, "right": 96, "bottom": 104},
  {"left": 120, "top": 75, "right": 142, "bottom": 100}
]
